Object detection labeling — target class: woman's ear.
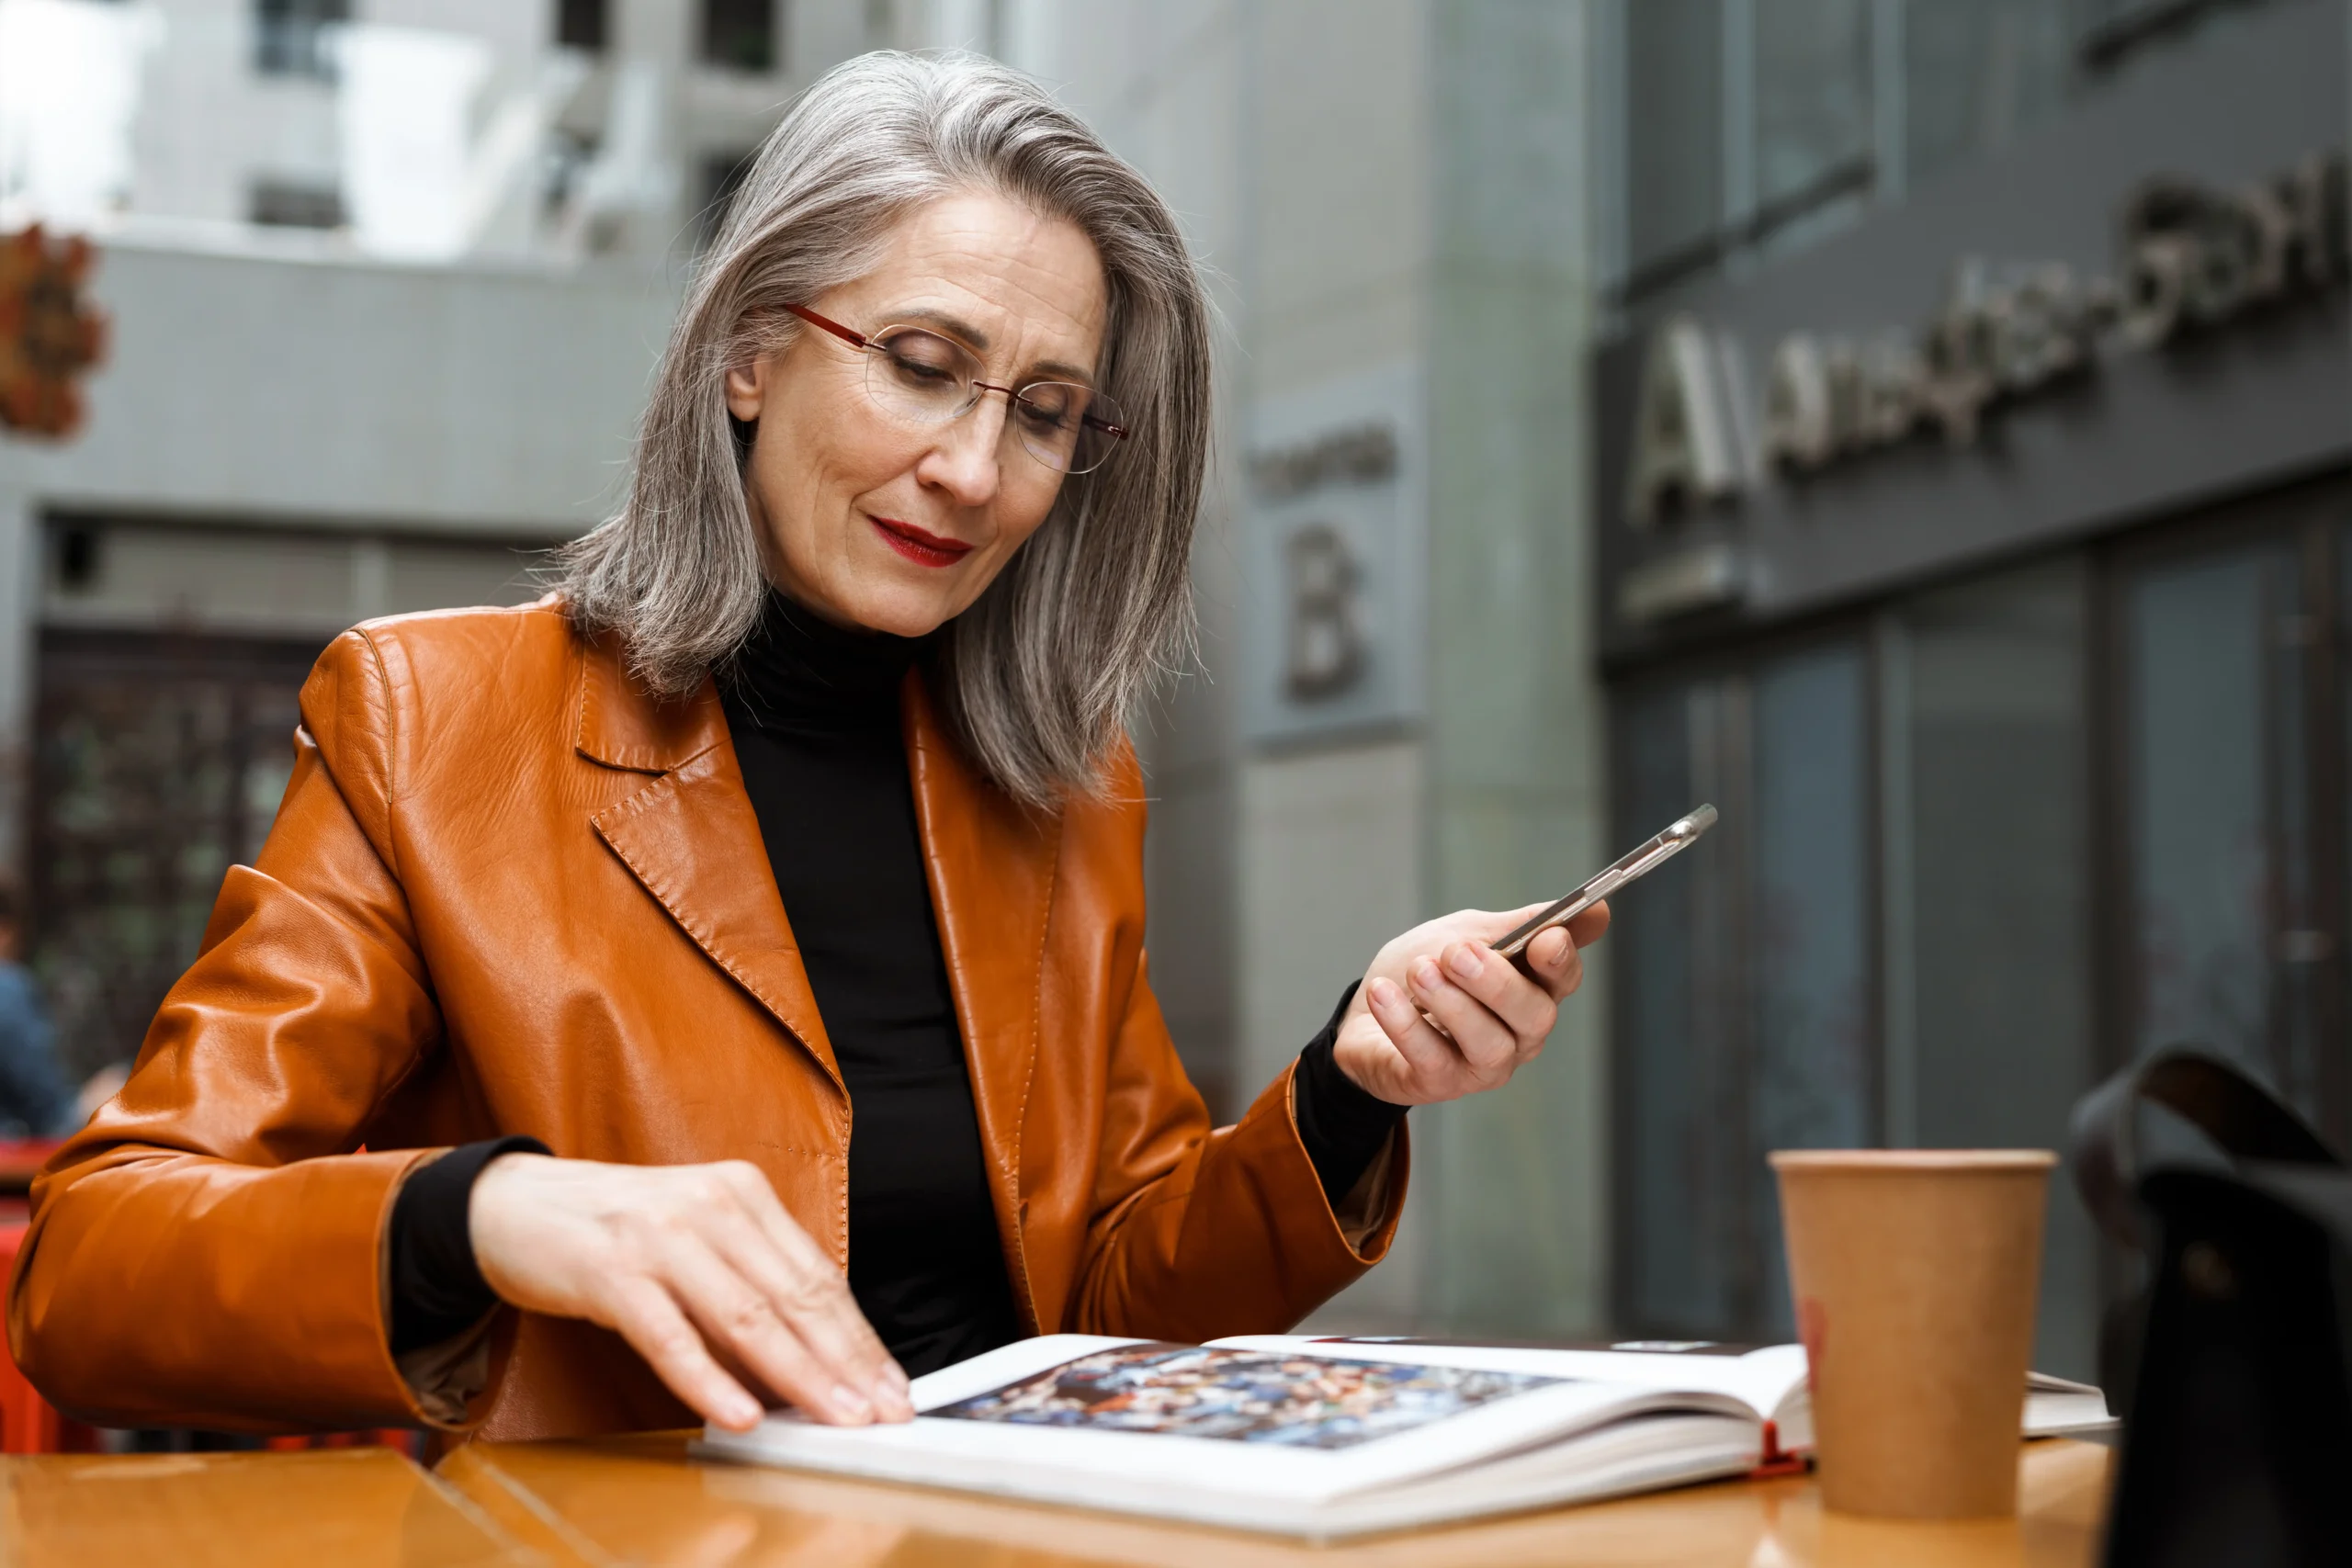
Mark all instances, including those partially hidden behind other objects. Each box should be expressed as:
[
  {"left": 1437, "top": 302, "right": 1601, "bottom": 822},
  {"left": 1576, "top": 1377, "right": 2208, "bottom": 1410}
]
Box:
[{"left": 724, "top": 354, "right": 770, "bottom": 423}]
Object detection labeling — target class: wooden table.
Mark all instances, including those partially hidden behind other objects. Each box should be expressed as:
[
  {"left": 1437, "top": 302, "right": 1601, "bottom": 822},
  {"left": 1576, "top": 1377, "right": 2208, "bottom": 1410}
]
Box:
[
  {"left": 0, "top": 1448, "right": 527, "bottom": 1567},
  {"left": 0, "top": 1434, "right": 2113, "bottom": 1565}
]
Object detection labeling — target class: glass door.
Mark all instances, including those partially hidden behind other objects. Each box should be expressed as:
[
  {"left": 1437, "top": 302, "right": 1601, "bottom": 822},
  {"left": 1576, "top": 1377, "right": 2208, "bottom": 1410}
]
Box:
[
  {"left": 1614, "top": 634, "right": 1874, "bottom": 1342},
  {"left": 1607, "top": 474, "right": 2352, "bottom": 1374},
  {"left": 1881, "top": 558, "right": 2097, "bottom": 1378},
  {"left": 1613, "top": 556, "right": 2104, "bottom": 1375},
  {"left": 2109, "top": 478, "right": 2350, "bottom": 1146}
]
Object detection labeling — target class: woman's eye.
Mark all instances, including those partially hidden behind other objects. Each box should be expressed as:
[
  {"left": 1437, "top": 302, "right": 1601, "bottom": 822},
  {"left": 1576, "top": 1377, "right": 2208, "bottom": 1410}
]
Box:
[
  {"left": 1016, "top": 392, "right": 1078, "bottom": 431},
  {"left": 876, "top": 332, "right": 967, "bottom": 387},
  {"left": 885, "top": 349, "right": 958, "bottom": 386}
]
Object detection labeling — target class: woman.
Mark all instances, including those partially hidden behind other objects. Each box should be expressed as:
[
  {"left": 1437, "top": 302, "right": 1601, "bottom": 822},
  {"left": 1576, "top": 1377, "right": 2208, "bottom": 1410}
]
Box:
[{"left": 9, "top": 53, "right": 1605, "bottom": 1442}]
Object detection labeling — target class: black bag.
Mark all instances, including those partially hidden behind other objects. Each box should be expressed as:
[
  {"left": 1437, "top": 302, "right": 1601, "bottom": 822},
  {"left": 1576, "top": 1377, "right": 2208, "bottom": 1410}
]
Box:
[{"left": 2068, "top": 1049, "right": 2352, "bottom": 1568}]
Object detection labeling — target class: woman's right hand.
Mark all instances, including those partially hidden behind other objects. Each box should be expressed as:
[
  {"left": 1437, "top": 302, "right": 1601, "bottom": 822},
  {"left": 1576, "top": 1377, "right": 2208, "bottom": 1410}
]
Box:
[{"left": 468, "top": 1153, "right": 913, "bottom": 1432}]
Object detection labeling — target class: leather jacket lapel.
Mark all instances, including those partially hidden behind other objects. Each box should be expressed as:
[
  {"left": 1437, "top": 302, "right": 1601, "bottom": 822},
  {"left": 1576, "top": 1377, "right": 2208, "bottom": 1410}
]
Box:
[
  {"left": 577, "top": 641, "right": 844, "bottom": 1095},
  {"left": 904, "top": 675, "right": 1057, "bottom": 1287}
]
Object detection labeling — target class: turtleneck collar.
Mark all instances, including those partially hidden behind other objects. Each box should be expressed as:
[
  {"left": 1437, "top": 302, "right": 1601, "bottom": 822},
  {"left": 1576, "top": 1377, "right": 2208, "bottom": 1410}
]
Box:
[{"left": 721, "top": 589, "right": 928, "bottom": 736}]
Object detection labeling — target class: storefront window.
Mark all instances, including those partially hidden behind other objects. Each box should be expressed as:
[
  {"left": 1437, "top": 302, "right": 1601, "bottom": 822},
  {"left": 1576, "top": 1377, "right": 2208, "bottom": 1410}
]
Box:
[
  {"left": 1754, "top": 0, "right": 1872, "bottom": 210},
  {"left": 1618, "top": 679, "right": 1740, "bottom": 1336},
  {"left": 1624, "top": 0, "right": 1724, "bottom": 280},
  {"left": 1612, "top": 564, "right": 2105, "bottom": 1372},
  {"left": 1903, "top": 0, "right": 2073, "bottom": 192},
  {"left": 1883, "top": 558, "right": 2097, "bottom": 1378},
  {"left": 1747, "top": 644, "right": 1871, "bottom": 1337},
  {"left": 2124, "top": 539, "right": 2319, "bottom": 1114},
  {"left": 28, "top": 631, "right": 322, "bottom": 1083},
  {"left": 1613, "top": 493, "right": 2351, "bottom": 1371},
  {"left": 1615, "top": 637, "right": 1871, "bottom": 1341}
]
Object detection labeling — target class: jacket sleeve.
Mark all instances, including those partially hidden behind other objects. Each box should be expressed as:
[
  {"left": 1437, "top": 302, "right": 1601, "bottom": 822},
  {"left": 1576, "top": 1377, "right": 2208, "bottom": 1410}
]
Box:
[
  {"left": 6, "top": 629, "right": 467, "bottom": 1432},
  {"left": 1063, "top": 914, "right": 1408, "bottom": 1344}
]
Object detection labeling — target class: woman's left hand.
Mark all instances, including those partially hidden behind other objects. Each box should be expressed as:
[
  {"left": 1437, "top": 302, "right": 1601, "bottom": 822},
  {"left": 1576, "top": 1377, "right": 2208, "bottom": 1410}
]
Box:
[{"left": 1333, "top": 901, "right": 1611, "bottom": 1106}]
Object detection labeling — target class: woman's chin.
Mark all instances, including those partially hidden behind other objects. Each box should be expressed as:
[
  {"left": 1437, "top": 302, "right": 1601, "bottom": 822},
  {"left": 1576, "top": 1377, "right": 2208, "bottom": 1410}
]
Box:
[{"left": 820, "top": 574, "right": 971, "bottom": 639}]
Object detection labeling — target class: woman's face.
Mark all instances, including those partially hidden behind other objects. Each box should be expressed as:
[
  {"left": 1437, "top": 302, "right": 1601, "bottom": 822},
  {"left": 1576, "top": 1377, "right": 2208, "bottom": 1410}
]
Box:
[{"left": 725, "top": 190, "right": 1110, "bottom": 637}]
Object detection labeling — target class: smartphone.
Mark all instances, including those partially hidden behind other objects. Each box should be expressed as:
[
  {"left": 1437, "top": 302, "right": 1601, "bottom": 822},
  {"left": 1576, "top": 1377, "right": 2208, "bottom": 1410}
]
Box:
[{"left": 1491, "top": 805, "right": 1718, "bottom": 972}]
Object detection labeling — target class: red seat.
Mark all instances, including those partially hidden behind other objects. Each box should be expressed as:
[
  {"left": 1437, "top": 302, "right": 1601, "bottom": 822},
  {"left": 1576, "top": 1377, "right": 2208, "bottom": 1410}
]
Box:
[
  {"left": 1, "top": 1208, "right": 414, "bottom": 1456},
  {"left": 0, "top": 1214, "right": 96, "bottom": 1453}
]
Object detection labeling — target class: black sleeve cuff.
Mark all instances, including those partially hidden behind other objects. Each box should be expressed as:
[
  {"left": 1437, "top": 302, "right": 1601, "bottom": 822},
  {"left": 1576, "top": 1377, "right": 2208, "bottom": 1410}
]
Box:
[
  {"left": 1293, "top": 981, "right": 1408, "bottom": 1204},
  {"left": 388, "top": 1135, "right": 550, "bottom": 1356}
]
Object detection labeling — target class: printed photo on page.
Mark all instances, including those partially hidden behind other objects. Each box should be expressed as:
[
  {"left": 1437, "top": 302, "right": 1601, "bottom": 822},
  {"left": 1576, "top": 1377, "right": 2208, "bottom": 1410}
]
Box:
[{"left": 926, "top": 1343, "right": 1560, "bottom": 1450}]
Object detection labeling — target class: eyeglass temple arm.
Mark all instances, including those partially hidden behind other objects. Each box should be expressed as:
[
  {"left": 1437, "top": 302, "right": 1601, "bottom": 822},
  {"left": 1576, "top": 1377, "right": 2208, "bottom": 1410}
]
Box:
[{"left": 781, "top": 302, "right": 868, "bottom": 349}]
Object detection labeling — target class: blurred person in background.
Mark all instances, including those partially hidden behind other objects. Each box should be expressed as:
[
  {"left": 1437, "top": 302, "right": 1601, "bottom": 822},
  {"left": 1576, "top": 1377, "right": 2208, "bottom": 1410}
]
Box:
[
  {"left": 11, "top": 53, "right": 1606, "bottom": 1445},
  {"left": 0, "top": 882, "right": 124, "bottom": 1139}
]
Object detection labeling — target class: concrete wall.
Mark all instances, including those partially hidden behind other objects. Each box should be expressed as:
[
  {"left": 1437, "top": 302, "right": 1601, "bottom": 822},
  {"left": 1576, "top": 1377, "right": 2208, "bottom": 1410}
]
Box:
[
  {"left": 1415, "top": 0, "right": 1609, "bottom": 1337},
  {"left": 1032, "top": 0, "right": 1611, "bottom": 1337},
  {"left": 0, "top": 239, "right": 679, "bottom": 870},
  {"left": 1029, "top": 0, "right": 1439, "bottom": 1134},
  {"left": 2, "top": 242, "right": 671, "bottom": 526},
  {"left": 1023, "top": 1, "right": 1258, "bottom": 1110}
]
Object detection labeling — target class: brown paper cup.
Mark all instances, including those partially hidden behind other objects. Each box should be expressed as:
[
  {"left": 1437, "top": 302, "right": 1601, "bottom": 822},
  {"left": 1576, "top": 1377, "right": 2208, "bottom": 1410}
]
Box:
[{"left": 1770, "top": 1149, "right": 2055, "bottom": 1519}]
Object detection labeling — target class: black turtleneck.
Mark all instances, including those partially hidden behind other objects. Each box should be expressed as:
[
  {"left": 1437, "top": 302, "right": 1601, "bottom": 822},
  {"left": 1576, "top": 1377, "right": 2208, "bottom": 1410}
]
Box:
[
  {"left": 385, "top": 593, "right": 1405, "bottom": 1370},
  {"left": 718, "top": 593, "right": 1021, "bottom": 1375}
]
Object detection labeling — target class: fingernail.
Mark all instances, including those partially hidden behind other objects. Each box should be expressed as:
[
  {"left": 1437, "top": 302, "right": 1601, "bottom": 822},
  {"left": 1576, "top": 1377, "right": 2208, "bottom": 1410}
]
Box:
[
  {"left": 1410, "top": 958, "right": 1442, "bottom": 990},
  {"left": 875, "top": 1374, "right": 909, "bottom": 1414},
  {"left": 723, "top": 1394, "right": 761, "bottom": 1428},
  {"left": 1368, "top": 976, "right": 1402, "bottom": 1010},
  {"left": 832, "top": 1384, "right": 873, "bottom": 1421},
  {"left": 885, "top": 1362, "right": 911, "bottom": 1395},
  {"left": 1446, "top": 943, "right": 1483, "bottom": 980}
]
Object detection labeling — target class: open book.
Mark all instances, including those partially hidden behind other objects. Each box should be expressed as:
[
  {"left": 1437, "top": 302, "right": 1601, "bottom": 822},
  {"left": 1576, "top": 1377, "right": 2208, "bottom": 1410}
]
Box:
[{"left": 696, "top": 1333, "right": 2113, "bottom": 1540}]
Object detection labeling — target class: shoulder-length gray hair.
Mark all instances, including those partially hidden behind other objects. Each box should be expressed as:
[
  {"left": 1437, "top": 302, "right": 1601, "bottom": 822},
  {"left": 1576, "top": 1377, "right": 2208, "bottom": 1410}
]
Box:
[{"left": 555, "top": 51, "right": 1210, "bottom": 809}]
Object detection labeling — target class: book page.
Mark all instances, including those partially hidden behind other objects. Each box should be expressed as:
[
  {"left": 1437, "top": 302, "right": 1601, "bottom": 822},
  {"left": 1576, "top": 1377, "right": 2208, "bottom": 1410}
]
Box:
[
  {"left": 926, "top": 1342, "right": 1561, "bottom": 1450},
  {"left": 710, "top": 1333, "right": 1749, "bottom": 1506},
  {"left": 1212, "top": 1337, "right": 2115, "bottom": 1441},
  {"left": 1208, "top": 1336, "right": 1810, "bottom": 1423}
]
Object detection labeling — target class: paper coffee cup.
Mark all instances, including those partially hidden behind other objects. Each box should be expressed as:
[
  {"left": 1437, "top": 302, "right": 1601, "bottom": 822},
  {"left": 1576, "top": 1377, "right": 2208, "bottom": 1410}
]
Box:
[{"left": 1770, "top": 1149, "right": 2055, "bottom": 1519}]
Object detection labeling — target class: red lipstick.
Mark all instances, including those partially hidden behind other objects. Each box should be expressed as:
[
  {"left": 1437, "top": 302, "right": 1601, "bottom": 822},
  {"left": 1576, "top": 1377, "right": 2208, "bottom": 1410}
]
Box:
[{"left": 869, "top": 515, "right": 975, "bottom": 569}]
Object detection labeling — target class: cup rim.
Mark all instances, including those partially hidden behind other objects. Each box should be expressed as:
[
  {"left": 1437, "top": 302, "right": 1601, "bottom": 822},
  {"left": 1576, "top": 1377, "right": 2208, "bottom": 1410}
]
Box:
[{"left": 1768, "top": 1148, "right": 2057, "bottom": 1172}]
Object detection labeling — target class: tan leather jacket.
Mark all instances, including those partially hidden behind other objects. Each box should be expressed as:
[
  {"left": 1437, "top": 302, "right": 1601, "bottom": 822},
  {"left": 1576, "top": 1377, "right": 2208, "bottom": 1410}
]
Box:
[{"left": 7, "top": 603, "right": 1404, "bottom": 1439}]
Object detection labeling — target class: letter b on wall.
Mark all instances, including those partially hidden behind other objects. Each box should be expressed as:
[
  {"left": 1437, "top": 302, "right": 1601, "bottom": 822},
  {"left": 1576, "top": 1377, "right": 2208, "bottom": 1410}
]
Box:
[
  {"left": 1243, "top": 364, "right": 1425, "bottom": 747},
  {"left": 1283, "top": 523, "right": 1365, "bottom": 700}
]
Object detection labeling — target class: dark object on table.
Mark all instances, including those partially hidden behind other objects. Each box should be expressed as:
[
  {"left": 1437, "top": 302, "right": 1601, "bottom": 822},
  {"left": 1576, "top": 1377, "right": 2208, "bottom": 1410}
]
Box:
[{"left": 2070, "top": 1049, "right": 2352, "bottom": 1568}]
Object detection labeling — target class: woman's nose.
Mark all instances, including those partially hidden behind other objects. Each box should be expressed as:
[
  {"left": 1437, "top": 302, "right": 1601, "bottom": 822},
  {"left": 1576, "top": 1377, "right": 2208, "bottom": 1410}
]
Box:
[{"left": 918, "top": 397, "right": 1007, "bottom": 506}]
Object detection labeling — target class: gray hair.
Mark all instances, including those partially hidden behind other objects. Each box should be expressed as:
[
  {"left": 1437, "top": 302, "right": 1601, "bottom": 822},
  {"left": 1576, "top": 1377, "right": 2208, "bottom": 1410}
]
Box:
[{"left": 556, "top": 51, "right": 1210, "bottom": 808}]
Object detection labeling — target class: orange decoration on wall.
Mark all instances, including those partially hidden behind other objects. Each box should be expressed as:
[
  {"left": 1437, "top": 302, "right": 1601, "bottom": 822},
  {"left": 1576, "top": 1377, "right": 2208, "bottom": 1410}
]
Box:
[{"left": 0, "top": 225, "right": 107, "bottom": 439}]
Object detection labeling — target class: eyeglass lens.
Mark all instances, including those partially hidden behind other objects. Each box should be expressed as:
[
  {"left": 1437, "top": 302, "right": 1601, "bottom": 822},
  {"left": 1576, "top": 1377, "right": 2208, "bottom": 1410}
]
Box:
[{"left": 863, "top": 326, "right": 1126, "bottom": 475}]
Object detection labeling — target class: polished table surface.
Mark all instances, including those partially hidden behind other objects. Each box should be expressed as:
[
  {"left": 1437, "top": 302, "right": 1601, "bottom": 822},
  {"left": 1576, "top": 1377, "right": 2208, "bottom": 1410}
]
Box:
[
  {"left": 0, "top": 1449, "right": 526, "bottom": 1567},
  {"left": 0, "top": 1434, "right": 2114, "bottom": 1566}
]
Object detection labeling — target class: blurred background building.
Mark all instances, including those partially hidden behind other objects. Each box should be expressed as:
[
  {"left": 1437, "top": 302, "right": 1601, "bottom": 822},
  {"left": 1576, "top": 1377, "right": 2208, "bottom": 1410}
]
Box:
[
  {"left": 1042, "top": 0, "right": 2350, "bottom": 1379},
  {"left": 0, "top": 0, "right": 899, "bottom": 1106},
  {"left": 1589, "top": 0, "right": 2346, "bottom": 1382},
  {"left": 1, "top": 0, "right": 2345, "bottom": 1382},
  {"left": 1033, "top": 3, "right": 1613, "bottom": 1345}
]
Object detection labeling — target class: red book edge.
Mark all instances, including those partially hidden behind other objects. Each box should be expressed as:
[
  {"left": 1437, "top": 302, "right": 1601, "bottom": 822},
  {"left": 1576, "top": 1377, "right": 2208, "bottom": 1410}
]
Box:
[{"left": 1748, "top": 1419, "right": 1812, "bottom": 1479}]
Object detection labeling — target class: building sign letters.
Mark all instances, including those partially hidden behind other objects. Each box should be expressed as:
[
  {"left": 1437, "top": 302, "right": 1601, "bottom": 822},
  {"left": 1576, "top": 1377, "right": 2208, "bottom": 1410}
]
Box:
[
  {"left": 1240, "top": 366, "right": 1423, "bottom": 747},
  {"left": 1250, "top": 422, "right": 1398, "bottom": 705},
  {"left": 1626, "top": 150, "right": 2349, "bottom": 527}
]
